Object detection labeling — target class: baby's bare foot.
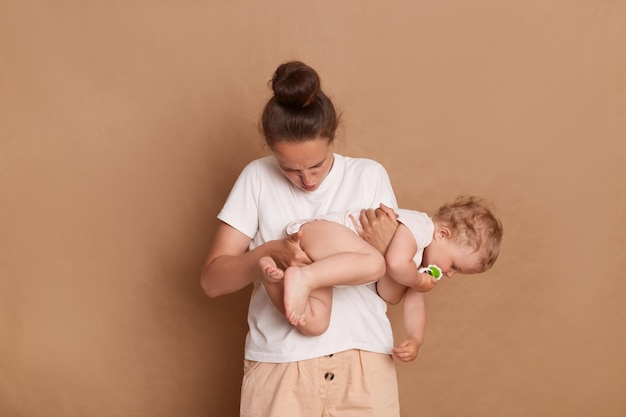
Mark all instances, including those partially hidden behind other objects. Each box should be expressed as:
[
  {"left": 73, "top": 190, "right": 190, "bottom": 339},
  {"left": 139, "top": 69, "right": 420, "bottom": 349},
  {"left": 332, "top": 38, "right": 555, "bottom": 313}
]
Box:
[
  {"left": 284, "top": 267, "right": 311, "bottom": 326},
  {"left": 259, "top": 256, "right": 285, "bottom": 281},
  {"left": 286, "top": 309, "right": 306, "bottom": 327}
]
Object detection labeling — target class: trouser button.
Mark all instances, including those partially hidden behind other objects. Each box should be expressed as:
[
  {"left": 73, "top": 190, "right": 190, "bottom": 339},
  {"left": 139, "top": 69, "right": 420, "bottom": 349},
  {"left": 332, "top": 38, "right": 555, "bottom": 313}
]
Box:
[{"left": 324, "top": 372, "right": 335, "bottom": 381}]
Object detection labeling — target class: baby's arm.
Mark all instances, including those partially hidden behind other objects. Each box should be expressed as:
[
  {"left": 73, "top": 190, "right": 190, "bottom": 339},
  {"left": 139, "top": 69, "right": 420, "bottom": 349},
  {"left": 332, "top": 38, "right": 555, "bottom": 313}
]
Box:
[
  {"left": 376, "top": 275, "right": 408, "bottom": 305},
  {"left": 385, "top": 225, "right": 437, "bottom": 292},
  {"left": 392, "top": 290, "right": 426, "bottom": 362}
]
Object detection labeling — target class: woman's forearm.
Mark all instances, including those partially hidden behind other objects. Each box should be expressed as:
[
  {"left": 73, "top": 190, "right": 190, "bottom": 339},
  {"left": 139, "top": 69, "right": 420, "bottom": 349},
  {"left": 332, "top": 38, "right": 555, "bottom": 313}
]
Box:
[
  {"left": 200, "top": 222, "right": 276, "bottom": 298},
  {"left": 201, "top": 245, "right": 269, "bottom": 297},
  {"left": 201, "top": 222, "right": 311, "bottom": 298}
]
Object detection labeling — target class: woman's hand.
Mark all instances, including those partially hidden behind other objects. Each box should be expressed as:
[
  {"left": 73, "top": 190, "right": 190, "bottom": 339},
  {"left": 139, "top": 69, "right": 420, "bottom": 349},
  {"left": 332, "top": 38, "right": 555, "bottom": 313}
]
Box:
[
  {"left": 351, "top": 203, "right": 399, "bottom": 254},
  {"left": 270, "top": 230, "right": 313, "bottom": 269}
]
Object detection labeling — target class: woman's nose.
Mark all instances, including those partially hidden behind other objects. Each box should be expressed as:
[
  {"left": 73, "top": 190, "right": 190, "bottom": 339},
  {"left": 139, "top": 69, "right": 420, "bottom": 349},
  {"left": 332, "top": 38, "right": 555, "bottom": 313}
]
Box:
[{"left": 300, "top": 171, "right": 313, "bottom": 185}]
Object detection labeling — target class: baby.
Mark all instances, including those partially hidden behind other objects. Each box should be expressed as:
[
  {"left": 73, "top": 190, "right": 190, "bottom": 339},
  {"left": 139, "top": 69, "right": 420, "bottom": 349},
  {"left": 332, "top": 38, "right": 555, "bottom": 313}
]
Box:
[{"left": 260, "top": 196, "right": 503, "bottom": 361}]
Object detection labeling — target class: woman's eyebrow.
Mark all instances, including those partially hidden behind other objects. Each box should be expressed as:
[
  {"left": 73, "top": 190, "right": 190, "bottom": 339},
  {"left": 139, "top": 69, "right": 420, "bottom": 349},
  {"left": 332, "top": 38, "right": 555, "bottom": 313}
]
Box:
[{"left": 282, "top": 156, "right": 327, "bottom": 171}]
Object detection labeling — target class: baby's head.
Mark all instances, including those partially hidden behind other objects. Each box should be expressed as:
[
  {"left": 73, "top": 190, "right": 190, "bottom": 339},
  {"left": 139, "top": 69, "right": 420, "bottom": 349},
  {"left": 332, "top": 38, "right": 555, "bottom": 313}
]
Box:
[{"left": 426, "top": 196, "right": 503, "bottom": 277}]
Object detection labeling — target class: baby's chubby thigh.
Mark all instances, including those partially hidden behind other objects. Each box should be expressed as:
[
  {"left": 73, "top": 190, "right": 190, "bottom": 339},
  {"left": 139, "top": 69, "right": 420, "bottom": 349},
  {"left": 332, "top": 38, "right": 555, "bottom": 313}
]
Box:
[{"left": 297, "top": 219, "right": 374, "bottom": 261}]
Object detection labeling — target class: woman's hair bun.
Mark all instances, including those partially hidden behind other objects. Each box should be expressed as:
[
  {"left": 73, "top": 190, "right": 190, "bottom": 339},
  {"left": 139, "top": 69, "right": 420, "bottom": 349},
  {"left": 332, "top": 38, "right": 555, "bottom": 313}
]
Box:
[{"left": 271, "top": 61, "right": 320, "bottom": 108}]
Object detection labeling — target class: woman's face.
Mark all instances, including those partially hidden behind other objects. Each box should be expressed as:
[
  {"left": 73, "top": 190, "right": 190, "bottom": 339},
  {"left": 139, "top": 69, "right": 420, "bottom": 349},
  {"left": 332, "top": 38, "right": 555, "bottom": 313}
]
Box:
[{"left": 271, "top": 137, "right": 334, "bottom": 192}]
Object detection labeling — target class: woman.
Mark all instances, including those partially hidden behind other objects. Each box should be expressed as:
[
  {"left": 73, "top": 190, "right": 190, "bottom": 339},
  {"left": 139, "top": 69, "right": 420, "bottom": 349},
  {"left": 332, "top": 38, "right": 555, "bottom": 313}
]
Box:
[{"left": 201, "top": 61, "right": 401, "bottom": 417}]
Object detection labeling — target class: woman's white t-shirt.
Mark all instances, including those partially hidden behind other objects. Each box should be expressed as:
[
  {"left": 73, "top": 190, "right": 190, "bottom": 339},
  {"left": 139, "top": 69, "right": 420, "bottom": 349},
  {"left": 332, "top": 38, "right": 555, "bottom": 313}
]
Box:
[{"left": 218, "top": 154, "right": 398, "bottom": 363}]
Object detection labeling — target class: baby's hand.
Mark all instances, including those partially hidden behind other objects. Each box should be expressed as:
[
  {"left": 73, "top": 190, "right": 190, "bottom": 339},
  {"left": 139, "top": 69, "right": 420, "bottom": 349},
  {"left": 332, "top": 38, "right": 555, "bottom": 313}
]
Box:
[
  {"left": 414, "top": 264, "right": 442, "bottom": 292},
  {"left": 413, "top": 273, "right": 438, "bottom": 293},
  {"left": 392, "top": 337, "right": 422, "bottom": 362},
  {"left": 418, "top": 264, "right": 443, "bottom": 279}
]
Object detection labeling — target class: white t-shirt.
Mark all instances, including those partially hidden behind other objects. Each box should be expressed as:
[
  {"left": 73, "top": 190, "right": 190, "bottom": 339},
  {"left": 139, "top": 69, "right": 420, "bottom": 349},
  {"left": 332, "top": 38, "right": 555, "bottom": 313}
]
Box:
[
  {"left": 218, "top": 154, "right": 398, "bottom": 362},
  {"left": 395, "top": 209, "right": 434, "bottom": 266}
]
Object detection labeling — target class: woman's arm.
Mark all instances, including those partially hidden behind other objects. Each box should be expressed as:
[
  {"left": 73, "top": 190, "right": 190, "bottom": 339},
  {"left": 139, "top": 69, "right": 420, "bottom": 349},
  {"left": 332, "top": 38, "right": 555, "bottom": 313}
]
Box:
[
  {"left": 354, "top": 203, "right": 399, "bottom": 254},
  {"left": 201, "top": 222, "right": 265, "bottom": 298},
  {"left": 200, "top": 221, "right": 311, "bottom": 298}
]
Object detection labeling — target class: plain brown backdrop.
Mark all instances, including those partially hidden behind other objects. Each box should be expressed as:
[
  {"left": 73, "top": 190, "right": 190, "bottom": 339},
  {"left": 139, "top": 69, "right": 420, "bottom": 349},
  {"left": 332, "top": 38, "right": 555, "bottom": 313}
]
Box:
[{"left": 1, "top": 1, "right": 625, "bottom": 416}]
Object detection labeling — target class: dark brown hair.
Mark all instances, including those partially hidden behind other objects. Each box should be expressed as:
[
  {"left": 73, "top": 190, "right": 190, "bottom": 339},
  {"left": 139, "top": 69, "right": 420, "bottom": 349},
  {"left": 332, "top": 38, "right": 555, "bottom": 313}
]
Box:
[{"left": 261, "top": 61, "right": 339, "bottom": 147}]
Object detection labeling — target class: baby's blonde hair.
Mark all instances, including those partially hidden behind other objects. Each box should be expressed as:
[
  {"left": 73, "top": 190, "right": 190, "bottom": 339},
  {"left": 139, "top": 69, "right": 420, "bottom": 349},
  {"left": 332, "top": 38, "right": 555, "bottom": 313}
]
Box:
[{"left": 433, "top": 196, "right": 503, "bottom": 272}]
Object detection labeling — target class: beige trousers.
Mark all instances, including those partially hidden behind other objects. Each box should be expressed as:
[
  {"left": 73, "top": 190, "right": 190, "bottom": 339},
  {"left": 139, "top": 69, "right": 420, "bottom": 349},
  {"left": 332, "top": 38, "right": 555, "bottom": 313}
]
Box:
[{"left": 240, "top": 349, "right": 400, "bottom": 417}]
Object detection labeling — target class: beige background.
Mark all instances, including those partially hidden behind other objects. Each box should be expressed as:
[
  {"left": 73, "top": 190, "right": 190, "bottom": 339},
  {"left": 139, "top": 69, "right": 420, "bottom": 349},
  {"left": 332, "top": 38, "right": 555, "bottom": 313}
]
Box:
[{"left": 1, "top": 1, "right": 625, "bottom": 416}]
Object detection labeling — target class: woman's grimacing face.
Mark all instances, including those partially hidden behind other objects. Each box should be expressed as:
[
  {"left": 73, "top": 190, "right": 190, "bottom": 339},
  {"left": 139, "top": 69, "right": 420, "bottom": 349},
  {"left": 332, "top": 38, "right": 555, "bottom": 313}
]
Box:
[{"left": 271, "top": 137, "right": 334, "bottom": 192}]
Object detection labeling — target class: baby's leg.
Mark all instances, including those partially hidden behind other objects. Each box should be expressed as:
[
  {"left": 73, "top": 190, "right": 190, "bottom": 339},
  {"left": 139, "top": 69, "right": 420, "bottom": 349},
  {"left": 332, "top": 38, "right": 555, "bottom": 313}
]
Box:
[
  {"left": 294, "top": 287, "right": 332, "bottom": 336},
  {"left": 284, "top": 220, "right": 385, "bottom": 327}
]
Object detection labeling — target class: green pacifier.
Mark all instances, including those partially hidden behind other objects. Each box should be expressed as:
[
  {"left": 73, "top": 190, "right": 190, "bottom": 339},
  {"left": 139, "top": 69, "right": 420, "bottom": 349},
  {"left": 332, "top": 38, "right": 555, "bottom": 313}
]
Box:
[{"left": 418, "top": 264, "right": 443, "bottom": 280}]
